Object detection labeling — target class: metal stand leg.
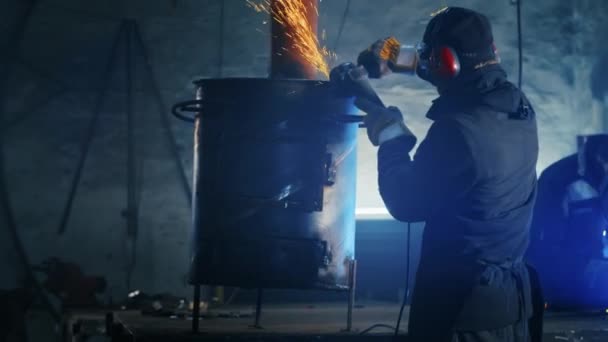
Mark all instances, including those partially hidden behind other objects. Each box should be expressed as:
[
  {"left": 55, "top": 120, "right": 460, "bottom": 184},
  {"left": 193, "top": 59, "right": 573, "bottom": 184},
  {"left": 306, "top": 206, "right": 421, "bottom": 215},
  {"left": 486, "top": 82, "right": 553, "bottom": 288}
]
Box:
[
  {"left": 345, "top": 259, "right": 357, "bottom": 332},
  {"left": 251, "top": 288, "right": 264, "bottom": 329},
  {"left": 192, "top": 285, "right": 201, "bottom": 333}
]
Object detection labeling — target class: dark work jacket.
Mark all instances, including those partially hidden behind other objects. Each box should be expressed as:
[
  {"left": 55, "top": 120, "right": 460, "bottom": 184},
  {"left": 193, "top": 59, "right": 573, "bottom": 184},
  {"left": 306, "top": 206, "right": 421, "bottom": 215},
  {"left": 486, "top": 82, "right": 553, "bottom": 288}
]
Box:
[{"left": 378, "top": 65, "right": 539, "bottom": 340}]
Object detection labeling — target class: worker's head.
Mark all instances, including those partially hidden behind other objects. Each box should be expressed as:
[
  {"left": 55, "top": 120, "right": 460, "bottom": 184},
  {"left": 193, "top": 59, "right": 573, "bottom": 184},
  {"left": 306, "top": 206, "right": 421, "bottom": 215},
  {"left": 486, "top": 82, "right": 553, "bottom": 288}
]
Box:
[{"left": 416, "top": 7, "right": 500, "bottom": 89}]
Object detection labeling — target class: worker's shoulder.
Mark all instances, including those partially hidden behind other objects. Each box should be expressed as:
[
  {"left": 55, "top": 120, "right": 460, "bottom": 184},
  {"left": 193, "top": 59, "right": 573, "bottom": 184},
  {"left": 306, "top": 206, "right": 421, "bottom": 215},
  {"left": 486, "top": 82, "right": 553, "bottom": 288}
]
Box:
[
  {"left": 436, "top": 105, "right": 533, "bottom": 140},
  {"left": 429, "top": 110, "right": 509, "bottom": 160},
  {"left": 425, "top": 115, "right": 478, "bottom": 157},
  {"left": 430, "top": 113, "right": 478, "bottom": 142},
  {"left": 439, "top": 107, "right": 496, "bottom": 128}
]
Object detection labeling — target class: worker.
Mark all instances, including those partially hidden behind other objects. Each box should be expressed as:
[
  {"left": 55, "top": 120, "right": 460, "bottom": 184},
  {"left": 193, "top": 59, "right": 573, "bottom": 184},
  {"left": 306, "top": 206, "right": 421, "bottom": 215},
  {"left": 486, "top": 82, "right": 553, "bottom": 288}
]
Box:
[
  {"left": 527, "top": 134, "right": 608, "bottom": 309},
  {"left": 354, "top": 7, "right": 539, "bottom": 341}
]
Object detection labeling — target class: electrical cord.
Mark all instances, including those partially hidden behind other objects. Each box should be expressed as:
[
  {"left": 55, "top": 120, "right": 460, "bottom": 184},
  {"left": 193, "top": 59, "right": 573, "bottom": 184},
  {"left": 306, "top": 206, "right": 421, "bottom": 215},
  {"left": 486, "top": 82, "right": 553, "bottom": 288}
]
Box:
[
  {"left": 359, "top": 323, "right": 400, "bottom": 335},
  {"left": 332, "top": 0, "right": 351, "bottom": 53},
  {"left": 395, "top": 221, "right": 411, "bottom": 336},
  {"left": 217, "top": 0, "right": 225, "bottom": 77},
  {"left": 358, "top": 221, "right": 412, "bottom": 336},
  {"left": 516, "top": 0, "right": 523, "bottom": 89}
]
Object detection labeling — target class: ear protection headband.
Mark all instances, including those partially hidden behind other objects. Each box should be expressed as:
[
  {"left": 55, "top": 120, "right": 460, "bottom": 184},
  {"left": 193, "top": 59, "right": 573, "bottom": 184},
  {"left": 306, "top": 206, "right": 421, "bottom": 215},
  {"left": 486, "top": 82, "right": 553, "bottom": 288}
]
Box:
[{"left": 417, "top": 43, "right": 499, "bottom": 81}]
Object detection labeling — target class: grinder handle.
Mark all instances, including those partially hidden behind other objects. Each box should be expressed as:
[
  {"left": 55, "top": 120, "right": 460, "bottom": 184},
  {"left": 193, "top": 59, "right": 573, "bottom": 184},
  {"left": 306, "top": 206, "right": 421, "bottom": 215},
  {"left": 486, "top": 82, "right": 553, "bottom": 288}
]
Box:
[{"left": 346, "top": 66, "right": 385, "bottom": 108}]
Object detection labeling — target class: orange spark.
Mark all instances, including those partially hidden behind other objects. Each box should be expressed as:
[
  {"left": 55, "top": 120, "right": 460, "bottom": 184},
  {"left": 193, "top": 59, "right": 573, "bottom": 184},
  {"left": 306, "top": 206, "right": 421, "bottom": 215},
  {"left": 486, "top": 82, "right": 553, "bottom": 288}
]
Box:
[{"left": 247, "top": 0, "right": 334, "bottom": 78}]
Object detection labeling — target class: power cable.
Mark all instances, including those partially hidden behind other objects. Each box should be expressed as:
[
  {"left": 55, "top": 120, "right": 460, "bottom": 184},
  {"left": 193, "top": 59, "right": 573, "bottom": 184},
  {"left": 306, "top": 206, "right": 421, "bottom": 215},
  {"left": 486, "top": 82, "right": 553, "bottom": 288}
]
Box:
[
  {"left": 359, "top": 323, "right": 400, "bottom": 335},
  {"left": 332, "top": 0, "right": 351, "bottom": 52},
  {"left": 359, "top": 221, "right": 412, "bottom": 336},
  {"left": 217, "top": 0, "right": 225, "bottom": 78},
  {"left": 516, "top": 0, "right": 523, "bottom": 89}
]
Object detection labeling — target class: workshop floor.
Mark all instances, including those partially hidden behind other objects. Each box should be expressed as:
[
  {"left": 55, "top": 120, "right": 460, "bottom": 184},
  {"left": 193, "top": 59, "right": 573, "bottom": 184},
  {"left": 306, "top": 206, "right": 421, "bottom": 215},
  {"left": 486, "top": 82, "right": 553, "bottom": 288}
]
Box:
[{"left": 96, "top": 302, "right": 608, "bottom": 341}]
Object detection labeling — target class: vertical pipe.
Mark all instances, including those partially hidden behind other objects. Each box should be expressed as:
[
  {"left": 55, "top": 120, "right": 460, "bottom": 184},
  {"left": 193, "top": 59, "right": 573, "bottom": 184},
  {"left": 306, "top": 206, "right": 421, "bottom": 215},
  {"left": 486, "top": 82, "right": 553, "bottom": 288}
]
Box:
[
  {"left": 126, "top": 20, "right": 137, "bottom": 239},
  {"left": 125, "top": 20, "right": 138, "bottom": 292},
  {"left": 270, "top": 0, "right": 319, "bottom": 79}
]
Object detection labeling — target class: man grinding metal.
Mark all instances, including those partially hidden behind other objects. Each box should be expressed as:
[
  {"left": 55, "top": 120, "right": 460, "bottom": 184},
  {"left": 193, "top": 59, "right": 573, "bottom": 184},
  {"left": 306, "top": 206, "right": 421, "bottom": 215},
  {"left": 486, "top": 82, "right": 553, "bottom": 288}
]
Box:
[{"left": 335, "top": 7, "right": 540, "bottom": 341}]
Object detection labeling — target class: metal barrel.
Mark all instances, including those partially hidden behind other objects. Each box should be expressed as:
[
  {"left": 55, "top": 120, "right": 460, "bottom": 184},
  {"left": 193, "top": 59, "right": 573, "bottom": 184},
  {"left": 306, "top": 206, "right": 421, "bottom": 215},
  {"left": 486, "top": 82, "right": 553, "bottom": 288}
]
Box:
[{"left": 187, "top": 78, "right": 358, "bottom": 290}]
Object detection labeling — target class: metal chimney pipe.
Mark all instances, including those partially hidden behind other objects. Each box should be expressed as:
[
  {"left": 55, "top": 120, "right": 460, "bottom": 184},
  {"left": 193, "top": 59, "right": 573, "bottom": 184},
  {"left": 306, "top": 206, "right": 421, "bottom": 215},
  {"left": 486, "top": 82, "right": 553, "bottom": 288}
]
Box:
[{"left": 270, "top": 0, "right": 319, "bottom": 79}]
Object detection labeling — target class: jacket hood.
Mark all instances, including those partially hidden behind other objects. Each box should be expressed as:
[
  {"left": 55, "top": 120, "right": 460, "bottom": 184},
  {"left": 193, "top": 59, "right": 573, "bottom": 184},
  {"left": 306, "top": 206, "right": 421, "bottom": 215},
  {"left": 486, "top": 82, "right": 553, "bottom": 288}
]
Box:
[{"left": 427, "top": 64, "right": 534, "bottom": 121}]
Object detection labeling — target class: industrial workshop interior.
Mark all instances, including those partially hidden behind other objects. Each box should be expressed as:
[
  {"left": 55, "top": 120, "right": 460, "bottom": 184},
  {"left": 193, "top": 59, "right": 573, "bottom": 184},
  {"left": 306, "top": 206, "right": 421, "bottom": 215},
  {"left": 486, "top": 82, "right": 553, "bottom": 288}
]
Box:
[{"left": 2, "top": 0, "right": 608, "bottom": 341}]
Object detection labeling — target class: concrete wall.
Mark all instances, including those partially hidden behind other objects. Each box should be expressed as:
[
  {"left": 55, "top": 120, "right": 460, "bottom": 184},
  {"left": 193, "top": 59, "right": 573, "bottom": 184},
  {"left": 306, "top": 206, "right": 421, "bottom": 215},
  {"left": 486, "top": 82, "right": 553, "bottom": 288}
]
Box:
[{"left": 1, "top": 0, "right": 607, "bottom": 299}]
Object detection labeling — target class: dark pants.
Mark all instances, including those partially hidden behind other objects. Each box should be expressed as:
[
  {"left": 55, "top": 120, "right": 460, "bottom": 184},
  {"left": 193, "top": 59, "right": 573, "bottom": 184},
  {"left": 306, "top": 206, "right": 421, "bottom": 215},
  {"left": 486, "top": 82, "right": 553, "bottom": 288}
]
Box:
[
  {"left": 452, "top": 264, "right": 544, "bottom": 342},
  {"left": 409, "top": 263, "right": 544, "bottom": 342},
  {"left": 452, "top": 324, "right": 522, "bottom": 342}
]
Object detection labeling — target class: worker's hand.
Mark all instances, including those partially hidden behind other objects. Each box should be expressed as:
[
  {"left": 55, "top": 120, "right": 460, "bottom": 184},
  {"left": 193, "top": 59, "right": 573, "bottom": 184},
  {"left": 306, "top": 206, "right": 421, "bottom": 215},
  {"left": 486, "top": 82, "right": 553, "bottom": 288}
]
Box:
[
  {"left": 330, "top": 62, "right": 358, "bottom": 97},
  {"left": 357, "top": 37, "right": 399, "bottom": 79},
  {"left": 355, "top": 98, "right": 415, "bottom": 146}
]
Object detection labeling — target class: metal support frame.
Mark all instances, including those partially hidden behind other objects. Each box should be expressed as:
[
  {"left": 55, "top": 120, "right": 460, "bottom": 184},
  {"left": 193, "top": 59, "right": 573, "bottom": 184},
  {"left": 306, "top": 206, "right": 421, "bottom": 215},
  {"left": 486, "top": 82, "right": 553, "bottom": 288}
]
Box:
[
  {"left": 56, "top": 22, "right": 126, "bottom": 235},
  {"left": 54, "top": 18, "right": 192, "bottom": 238},
  {"left": 345, "top": 258, "right": 357, "bottom": 332},
  {"left": 192, "top": 285, "right": 201, "bottom": 333}
]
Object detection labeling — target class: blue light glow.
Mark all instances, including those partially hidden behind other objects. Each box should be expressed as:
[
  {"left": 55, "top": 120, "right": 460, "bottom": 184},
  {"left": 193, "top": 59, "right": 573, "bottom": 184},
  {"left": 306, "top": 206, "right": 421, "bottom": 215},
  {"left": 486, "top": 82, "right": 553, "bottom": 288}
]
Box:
[{"left": 356, "top": 207, "right": 390, "bottom": 219}]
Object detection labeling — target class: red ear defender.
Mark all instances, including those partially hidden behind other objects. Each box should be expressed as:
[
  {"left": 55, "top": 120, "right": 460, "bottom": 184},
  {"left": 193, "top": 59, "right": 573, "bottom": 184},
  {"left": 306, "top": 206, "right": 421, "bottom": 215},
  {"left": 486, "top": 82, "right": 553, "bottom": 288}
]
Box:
[
  {"left": 429, "top": 46, "right": 460, "bottom": 79},
  {"left": 437, "top": 46, "right": 460, "bottom": 78}
]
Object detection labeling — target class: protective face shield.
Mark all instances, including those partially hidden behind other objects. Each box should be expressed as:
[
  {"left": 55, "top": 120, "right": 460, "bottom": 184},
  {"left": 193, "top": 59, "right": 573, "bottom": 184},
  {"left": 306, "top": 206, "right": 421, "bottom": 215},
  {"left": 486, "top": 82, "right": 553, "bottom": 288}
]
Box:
[{"left": 415, "top": 42, "right": 433, "bottom": 82}]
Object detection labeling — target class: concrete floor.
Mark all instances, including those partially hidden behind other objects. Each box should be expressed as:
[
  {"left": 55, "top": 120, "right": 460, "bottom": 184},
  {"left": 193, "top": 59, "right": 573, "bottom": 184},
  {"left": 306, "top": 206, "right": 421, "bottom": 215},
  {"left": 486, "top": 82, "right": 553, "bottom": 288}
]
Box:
[{"left": 74, "top": 302, "right": 608, "bottom": 341}]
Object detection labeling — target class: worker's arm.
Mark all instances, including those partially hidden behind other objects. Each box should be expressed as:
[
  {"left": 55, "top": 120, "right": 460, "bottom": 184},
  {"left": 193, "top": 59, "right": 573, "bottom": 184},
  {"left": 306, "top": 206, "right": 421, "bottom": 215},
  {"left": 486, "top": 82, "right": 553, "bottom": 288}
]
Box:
[{"left": 377, "top": 119, "right": 477, "bottom": 222}]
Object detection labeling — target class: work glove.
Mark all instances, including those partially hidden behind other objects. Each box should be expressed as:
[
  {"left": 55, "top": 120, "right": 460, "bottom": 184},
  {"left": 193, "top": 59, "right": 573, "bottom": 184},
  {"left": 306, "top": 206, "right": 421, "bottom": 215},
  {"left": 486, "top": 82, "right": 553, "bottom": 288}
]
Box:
[
  {"left": 330, "top": 62, "right": 383, "bottom": 105},
  {"left": 355, "top": 97, "right": 416, "bottom": 147}
]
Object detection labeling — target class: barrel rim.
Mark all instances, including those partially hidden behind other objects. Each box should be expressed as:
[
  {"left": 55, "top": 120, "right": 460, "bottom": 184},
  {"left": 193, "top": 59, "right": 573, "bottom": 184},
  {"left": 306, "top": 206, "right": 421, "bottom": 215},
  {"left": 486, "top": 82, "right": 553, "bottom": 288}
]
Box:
[{"left": 193, "top": 77, "right": 330, "bottom": 86}]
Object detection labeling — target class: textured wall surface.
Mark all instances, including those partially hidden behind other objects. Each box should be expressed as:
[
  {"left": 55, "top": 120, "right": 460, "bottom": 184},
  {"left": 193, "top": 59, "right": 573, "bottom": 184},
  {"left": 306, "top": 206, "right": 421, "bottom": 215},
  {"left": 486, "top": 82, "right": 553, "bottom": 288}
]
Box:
[{"left": 1, "top": 0, "right": 607, "bottom": 298}]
